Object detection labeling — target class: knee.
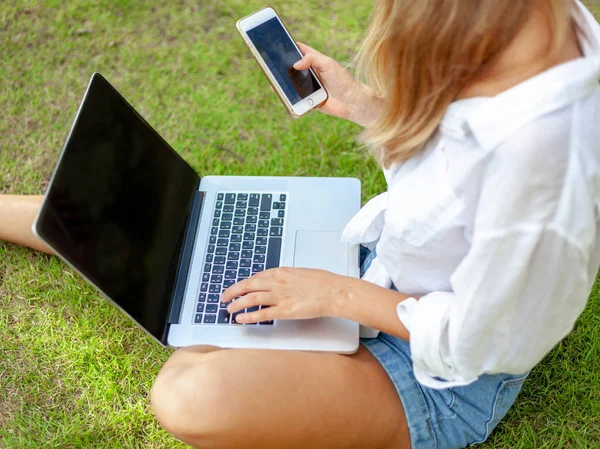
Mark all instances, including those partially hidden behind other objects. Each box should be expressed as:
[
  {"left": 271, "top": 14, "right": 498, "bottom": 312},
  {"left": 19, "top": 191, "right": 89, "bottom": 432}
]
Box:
[{"left": 150, "top": 351, "right": 231, "bottom": 446}]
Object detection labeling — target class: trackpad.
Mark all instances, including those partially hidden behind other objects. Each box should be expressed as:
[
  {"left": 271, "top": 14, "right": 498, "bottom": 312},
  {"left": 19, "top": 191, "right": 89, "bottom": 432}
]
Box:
[{"left": 293, "top": 231, "right": 349, "bottom": 276}]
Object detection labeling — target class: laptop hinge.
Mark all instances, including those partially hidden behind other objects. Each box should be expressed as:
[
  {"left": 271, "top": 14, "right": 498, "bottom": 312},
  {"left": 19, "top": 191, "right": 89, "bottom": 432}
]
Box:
[{"left": 165, "top": 189, "right": 205, "bottom": 332}]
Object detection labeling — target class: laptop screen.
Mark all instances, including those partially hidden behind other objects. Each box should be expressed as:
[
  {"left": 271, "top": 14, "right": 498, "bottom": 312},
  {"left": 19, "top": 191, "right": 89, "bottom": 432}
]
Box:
[{"left": 35, "top": 73, "right": 199, "bottom": 342}]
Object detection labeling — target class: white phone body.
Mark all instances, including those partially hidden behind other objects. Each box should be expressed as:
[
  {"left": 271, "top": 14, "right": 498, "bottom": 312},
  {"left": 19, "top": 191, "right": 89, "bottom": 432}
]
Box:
[{"left": 236, "top": 7, "right": 328, "bottom": 118}]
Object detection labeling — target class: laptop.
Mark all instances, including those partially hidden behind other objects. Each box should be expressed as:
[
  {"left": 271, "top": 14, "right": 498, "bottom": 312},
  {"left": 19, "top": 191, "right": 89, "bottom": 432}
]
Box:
[{"left": 32, "top": 73, "right": 360, "bottom": 353}]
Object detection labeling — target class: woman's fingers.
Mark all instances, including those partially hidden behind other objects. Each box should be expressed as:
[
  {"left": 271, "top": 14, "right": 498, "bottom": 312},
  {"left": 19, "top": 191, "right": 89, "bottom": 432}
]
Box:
[
  {"left": 226, "top": 292, "right": 271, "bottom": 314},
  {"left": 221, "top": 271, "right": 271, "bottom": 303},
  {"left": 235, "top": 304, "right": 279, "bottom": 324},
  {"left": 293, "top": 42, "right": 331, "bottom": 72}
]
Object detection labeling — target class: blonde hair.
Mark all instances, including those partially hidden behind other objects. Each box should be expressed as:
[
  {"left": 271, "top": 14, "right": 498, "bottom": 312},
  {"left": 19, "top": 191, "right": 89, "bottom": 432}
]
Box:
[{"left": 355, "top": 0, "right": 571, "bottom": 167}]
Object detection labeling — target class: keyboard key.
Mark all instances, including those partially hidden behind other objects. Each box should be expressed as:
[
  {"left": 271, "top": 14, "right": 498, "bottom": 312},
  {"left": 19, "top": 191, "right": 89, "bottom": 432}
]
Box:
[
  {"left": 241, "top": 249, "right": 253, "bottom": 258},
  {"left": 200, "top": 283, "right": 208, "bottom": 292},
  {"left": 231, "top": 234, "right": 242, "bottom": 243},
  {"left": 209, "top": 235, "right": 217, "bottom": 244},
  {"left": 208, "top": 244, "right": 215, "bottom": 253},
  {"left": 270, "top": 227, "right": 283, "bottom": 237},
  {"left": 271, "top": 218, "right": 284, "bottom": 226},
  {"left": 223, "top": 279, "right": 235, "bottom": 288},
  {"left": 229, "top": 243, "right": 241, "bottom": 252},
  {"left": 197, "top": 303, "right": 205, "bottom": 313},
  {"left": 209, "top": 284, "right": 220, "bottom": 294},
  {"left": 216, "top": 201, "right": 223, "bottom": 209},
  {"left": 259, "top": 211, "right": 270, "bottom": 219},
  {"left": 227, "top": 261, "right": 238, "bottom": 269},
  {"left": 225, "top": 193, "right": 236, "bottom": 204},
  {"left": 248, "top": 207, "right": 259, "bottom": 216},
  {"left": 207, "top": 294, "right": 219, "bottom": 303},
  {"left": 218, "top": 230, "right": 230, "bottom": 238},
  {"left": 212, "top": 265, "right": 224, "bottom": 274},
  {"left": 249, "top": 194, "right": 260, "bottom": 207},
  {"left": 204, "top": 263, "right": 211, "bottom": 272},
  {"left": 211, "top": 227, "right": 218, "bottom": 235},
  {"left": 280, "top": 202, "right": 285, "bottom": 210},
  {"left": 236, "top": 201, "right": 247, "bottom": 209},
  {"left": 195, "top": 314, "right": 203, "bottom": 324},
  {"left": 220, "top": 221, "right": 232, "bottom": 230},
  {"left": 242, "top": 241, "right": 253, "bottom": 250},
  {"left": 216, "top": 246, "right": 227, "bottom": 255},
  {"left": 238, "top": 193, "right": 248, "bottom": 200},
  {"left": 256, "top": 237, "right": 267, "bottom": 245},
  {"left": 222, "top": 213, "right": 233, "bottom": 221},
  {"left": 252, "top": 264, "right": 265, "bottom": 272},
  {"left": 235, "top": 209, "right": 245, "bottom": 217},
  {"left": 247, "top": 215, "right": 257, "bottom": 223},
  {"left": 224, "top": 205, "right": 234, "bottom": 213},
  {"left": 210, "top": 275, "right": 223, "bottom": 284},
  {"left": 214, "top": 256, "right": 226, "bottom": 265},
  {"left": 198, "top": 293, "right": 207, "bottom": 303},
  {"left": 260, "top": 194, "right": 272, "bottom": 211},
  {"left": 234, "top": 217, "right": 244, "bottom": 225},
  {"left": 228, "top": 252, "right": 240, "bottom": 261},
  {"left": 280, "top": 194, "right": 286, "bottom": 202},
  {"left": 273, "top": 202, "right": 280, "bottom": 209},
  {"left": 244, "top": 232, "right": 255, "bottom": 241},
  {"left": 239, "top": 268, "right": 251, "bottom": 277},
  {"left": 278, "top": 210, "right": 285, "bottom": 218},
  {"left": 220, "top": 301, "right": 228, "bottom": 309},
  {"left": 258, "top": 220, "right": 269, "bottom": 228},
  {"left": 232, "top": 225, "right": 243, "bottom": 234},
  {"left": 202, "top": 273, "right": 210, "bottom": 282},
  {"left": 240, "top": 258, "right": 251, "bottom": 268},
  {"left": 204, "top": 314, "right": 217, "bottom": 324},
  {"left": 253, "top": 254, "right": 265, "bottom": 264},
  {"left": 257, "top": 228, "right": 268, "bottom": 237},
  {"left": 217, "top": 193, "right": 224, "bottom": 200},
  {"left": 245, "top": 224, "right": 257, "bottom": 232},
  {"left": 225, "top": 270, "right": 237, "bottom": 279},
  {"left": 217, "top": 238, "right": 228, "bottom": 246},
  {"left": 214, "top": 210, "right": 221, "bottom": 218},
  {"left": 255, "top": 246, "right": 266, "bottom": 255},
  {"left": 266, "top": 237, "right": 282, "bottom": 269},
  {"left": 206, "top": 303, "right": 218, "bottom": 313},
  {"left": 212, "top": 218, "right": 220, "bottom": 226},
  {"left": 218, "top": 309, "right": 231, "bottom": 324}
]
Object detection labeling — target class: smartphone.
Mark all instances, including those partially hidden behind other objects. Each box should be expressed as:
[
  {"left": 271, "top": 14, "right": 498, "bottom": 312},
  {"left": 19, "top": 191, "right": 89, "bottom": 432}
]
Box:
[{"left": 236, "top": 7, "right": 328, "bottom": 118}]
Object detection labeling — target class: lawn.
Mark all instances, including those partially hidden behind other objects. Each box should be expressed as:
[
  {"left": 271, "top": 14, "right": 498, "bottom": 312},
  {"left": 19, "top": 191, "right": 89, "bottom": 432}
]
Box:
[{"left": 1, "top": 0, "right": 599, "bottom": 447}]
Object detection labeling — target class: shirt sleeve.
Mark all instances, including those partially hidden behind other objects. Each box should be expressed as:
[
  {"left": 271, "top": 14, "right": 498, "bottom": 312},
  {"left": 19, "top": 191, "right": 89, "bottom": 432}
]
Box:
[{"left": 399, "top": 116, "right": 596, "bottom": 388}]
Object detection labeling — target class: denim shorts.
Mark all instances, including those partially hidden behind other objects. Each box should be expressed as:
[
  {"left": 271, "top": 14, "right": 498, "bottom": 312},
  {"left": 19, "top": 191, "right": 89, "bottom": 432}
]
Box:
[{"left": 359, "top": 247, "right": 528, "bottom": 449}]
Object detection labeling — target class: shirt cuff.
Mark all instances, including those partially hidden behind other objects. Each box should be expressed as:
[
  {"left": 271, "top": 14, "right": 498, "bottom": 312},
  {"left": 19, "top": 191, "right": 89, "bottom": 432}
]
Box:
[{"left": 396, "top": 292, "right": 478, "bottom": 389}]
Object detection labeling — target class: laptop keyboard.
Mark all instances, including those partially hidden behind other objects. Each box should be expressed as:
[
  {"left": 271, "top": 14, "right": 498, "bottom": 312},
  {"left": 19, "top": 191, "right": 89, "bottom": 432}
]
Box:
[{"left": 194, "top": 192, "right": 288, "bottom": 326}]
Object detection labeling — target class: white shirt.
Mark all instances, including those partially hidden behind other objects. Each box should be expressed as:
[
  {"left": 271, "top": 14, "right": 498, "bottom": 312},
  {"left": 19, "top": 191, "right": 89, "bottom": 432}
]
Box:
[{"left": 342, "top": 0, "right": 600, "bottom": 389}]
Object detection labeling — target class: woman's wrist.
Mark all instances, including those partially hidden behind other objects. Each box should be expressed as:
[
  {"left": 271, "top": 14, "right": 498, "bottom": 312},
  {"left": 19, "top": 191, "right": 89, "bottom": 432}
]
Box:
[{"left": 346, "top": 85, "right": 384, "bottom": 128}]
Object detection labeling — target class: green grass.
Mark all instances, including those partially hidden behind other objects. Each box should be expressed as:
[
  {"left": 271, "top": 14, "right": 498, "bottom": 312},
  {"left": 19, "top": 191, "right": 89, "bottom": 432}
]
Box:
[{"left": 1, "top": 1, "right": 599, "bottom": 447}]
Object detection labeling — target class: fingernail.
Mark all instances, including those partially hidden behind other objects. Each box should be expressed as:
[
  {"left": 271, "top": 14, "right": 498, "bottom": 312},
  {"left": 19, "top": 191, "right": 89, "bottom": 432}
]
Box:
[
  {"left": 293, "top": 61, "right": 301, "bottom": 69},
  {"left": 227, "top": 304, "right": 232, "bottom": 312}
]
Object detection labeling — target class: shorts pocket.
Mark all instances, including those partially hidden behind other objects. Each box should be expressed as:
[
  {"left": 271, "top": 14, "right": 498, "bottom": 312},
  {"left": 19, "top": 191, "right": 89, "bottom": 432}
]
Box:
[{"left": 483, "top": 374, "right": 528, "bottom": 439}]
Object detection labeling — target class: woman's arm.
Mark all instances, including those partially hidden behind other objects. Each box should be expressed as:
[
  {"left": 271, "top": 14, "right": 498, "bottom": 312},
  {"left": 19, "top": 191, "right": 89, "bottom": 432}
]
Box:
[{"left": 221, "top": 267, "right": 411, "bottom": 340}]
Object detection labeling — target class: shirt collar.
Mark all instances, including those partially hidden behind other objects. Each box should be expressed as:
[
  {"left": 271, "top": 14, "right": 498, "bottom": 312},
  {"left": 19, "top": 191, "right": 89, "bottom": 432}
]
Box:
[{"left": 440, "top": 0, "right": 600, "bottom": 151}]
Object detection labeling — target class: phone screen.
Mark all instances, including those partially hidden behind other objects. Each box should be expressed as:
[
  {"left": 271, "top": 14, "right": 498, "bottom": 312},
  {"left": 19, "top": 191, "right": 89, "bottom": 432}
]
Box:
[{"left": 247, "top": 17, "right": 321, "bottom": 105}]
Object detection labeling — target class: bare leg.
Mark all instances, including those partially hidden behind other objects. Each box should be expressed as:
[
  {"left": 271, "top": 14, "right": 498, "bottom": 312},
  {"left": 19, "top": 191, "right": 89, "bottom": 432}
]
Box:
[
  {"left": 0, "top": 195, "right": 54, "bottom": 254},
  {"left": 151, "top": 345, "right": 411, "bottom": 449}
]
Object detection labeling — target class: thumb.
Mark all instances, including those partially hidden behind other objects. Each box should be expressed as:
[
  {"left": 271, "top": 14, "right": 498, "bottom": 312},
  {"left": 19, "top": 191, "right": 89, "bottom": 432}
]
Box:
[{"left": 293, "top": 55, "right": 312, "bottom": 71}]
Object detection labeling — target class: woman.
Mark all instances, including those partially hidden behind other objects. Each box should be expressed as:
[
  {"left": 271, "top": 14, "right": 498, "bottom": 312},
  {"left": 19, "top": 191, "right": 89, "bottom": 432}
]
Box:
[{"left": 2, "top": 0, "right": 599, "bottom": 448}]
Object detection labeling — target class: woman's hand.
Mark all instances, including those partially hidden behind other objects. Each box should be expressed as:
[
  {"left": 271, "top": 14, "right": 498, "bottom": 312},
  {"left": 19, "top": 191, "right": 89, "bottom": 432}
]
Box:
[
  {"left": 220, "top": 268, "right": 349, "bottom": 324},
  {"left": 293, "top": 42, "right": 383, "bottom": 127}
]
